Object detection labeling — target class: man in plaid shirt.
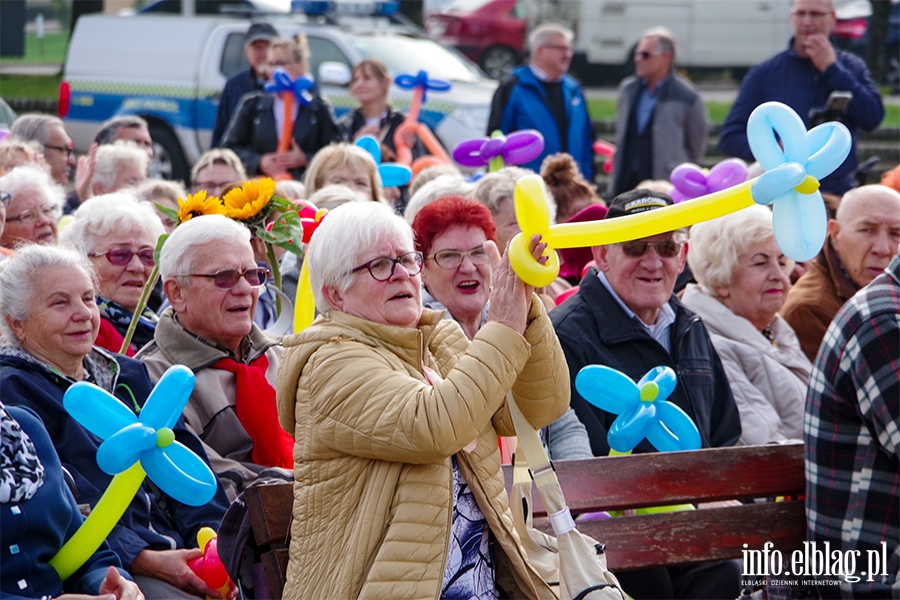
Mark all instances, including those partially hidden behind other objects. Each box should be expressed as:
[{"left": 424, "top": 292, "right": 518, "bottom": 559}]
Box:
[{"left": 805, "top": 253, "right": 900, "bottom": 599}]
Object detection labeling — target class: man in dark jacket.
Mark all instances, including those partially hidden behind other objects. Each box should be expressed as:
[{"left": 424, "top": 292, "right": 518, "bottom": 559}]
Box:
[
  {"left": 550, "top": 189, "right": 742, "bottom": 600},
  {"left": 211, "top": 22, "right": 277, "bottom": 149},
  {"left": 486, "top": 23, "right": 593, "bottom": 179}
]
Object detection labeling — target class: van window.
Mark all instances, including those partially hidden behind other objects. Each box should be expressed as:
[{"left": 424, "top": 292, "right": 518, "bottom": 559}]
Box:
[
  {"left": 221, "top": 32, "right": 250, "bottom": 78},
  {"left": 306, "top": 36, "right": 351, "bottom": 81}
]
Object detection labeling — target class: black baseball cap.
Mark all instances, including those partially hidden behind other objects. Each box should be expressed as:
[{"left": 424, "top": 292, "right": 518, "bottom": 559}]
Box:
[
  {"left": 604, "top": 189, "right": 674, "bottom": 220},
  {"left": 245, "top": 22, "right": 278, "bottom": 45}
]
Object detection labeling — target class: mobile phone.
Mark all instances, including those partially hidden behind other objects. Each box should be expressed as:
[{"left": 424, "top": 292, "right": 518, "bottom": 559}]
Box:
[{"left": 825, "top": 91, "right": 852, "bottom": 113}]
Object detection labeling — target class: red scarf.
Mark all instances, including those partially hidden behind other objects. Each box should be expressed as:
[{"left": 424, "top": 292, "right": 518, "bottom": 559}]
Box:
[{"left": 212, "top": 353, "right": 294, "bottom": 468}]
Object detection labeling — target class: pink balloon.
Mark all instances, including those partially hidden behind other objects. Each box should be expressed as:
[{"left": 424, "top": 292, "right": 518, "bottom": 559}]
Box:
[
  {"left": 706, "top": 158, "right": 748, "bottom": 192},
  {"left": 670, "top": 163, "right": 708, "bottom": 200}
]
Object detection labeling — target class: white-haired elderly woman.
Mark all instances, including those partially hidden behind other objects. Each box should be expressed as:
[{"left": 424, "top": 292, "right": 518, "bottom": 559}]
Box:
[
  {"left": 0, "top": 164, "right": 63, "bottom": 249},
  {"left": 60, "top": 193, "right": 165, "bottom": 356},
  {"left": 276, "top": 201, "right": 568, "bottom": 599},
  {"left": 0, "top": 244, "right": 230, "bottom": 600},
  {"left": 682, "top": 205, "right": 811, "bottom": 445},
  {"left": 89, "top": 142, "right": 148, "bottom": 198}
]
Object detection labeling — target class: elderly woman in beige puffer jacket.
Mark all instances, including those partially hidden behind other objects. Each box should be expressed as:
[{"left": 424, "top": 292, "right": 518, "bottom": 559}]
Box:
[{"left": 276, "top": 201, "right": 569, "bottom": 600}]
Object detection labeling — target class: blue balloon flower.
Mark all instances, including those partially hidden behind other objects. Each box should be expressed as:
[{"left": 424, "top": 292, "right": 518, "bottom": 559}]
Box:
[
  {"left": 63, "top": 365, "right": 217, "bottom": 506},
  {"left": 264, "top": 66, "right": 315, "bottom": 106},
  {"left": 354, "top": 135, "right": 412, "bottom": 187},
  {"left": 393, "top": 70, "right": 451, "bottom": 104},
  {"left": 574, "top": 365, "right": 701, "bottom": 454},
  {"left": 747, "top": 102, "right": 852, "bottom": 262}
]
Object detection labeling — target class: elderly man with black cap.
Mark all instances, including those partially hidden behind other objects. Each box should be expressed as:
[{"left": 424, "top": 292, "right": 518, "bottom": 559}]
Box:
[
  {"left": 211, "top": 21, "right": 278, "bottom": 148},
  {"left": 550, "top": 189, "right": 742, "bottom": 600}
]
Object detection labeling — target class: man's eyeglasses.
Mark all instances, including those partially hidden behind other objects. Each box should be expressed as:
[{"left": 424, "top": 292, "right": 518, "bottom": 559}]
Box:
[
  {"left": 543, "top": 44, "right": 572, "bottom": 53},
  {"left": 619, "top": 240, "right": 684, "bottom": 258},
  {"left": 89, "top": 248, "right": 155, "bottom": 267},
  {"left": 351, "top": 252, "right": 424, "bottom": 281},
  {"left": 5, "top": 204, "right": 61, "bottom": 224},
  {"left": 429, "top": 246, "right": 489, "bottom": 269},
  {"left": 791, "top": 9, "right": 829, "bottom": 20},
  {"left": 634, "top": 51, "right": 665, "bottom": 61},
  {"left": 44, "top": 144, "right": 75, "bottom": 159},
  {"left": 0, "top": 192, "right": 10, "bottom": 208},
  {"left": 192, "top": 181, "right": 233, "bottom": 194},
  {"left": 182, "top": 267, "right": 271, "bottom": 289}
]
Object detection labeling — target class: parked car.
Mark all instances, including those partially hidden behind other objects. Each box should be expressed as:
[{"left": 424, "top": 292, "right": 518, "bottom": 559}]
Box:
[
  {"left": 61, "top": 7, "right": 496, "bottom": 182},
  {"left": 833, "top": 0, "right": 900, "bottom": 92},
  {"left": 425, "top": 0, "right": 526, "bottom": 79}
]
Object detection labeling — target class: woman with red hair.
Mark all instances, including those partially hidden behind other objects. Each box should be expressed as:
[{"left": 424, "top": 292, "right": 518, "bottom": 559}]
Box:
[{"left": 412, "top": 196, "right": 592, "bottom": 459}]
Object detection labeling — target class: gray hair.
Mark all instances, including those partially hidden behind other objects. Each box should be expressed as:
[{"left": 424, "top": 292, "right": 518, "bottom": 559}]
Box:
[
  {"left": 308, "top": 184, "right": 368, "bottom": 211},
  {"left": 308, "top": 202, "right": 413, "bottom": 312},
  {"left": 472, "top": 166, "right": 557, "bottom": 223},
  {"left": 90, "top": 142, "right": 148, "bottom": 192},
  {"left": 687, "top": 205, "right": 790, "bottom": 297},
  {"left": 529, "top": 23, "right": 573, "bottom": 51},
  {"left": 159, "top": 214, "right": 251, "bottom": 281},
  {"left": 642, "top": 27, "right": 677, "bottom": 61},
  {"left": 10, "top": 114, "right": 64, "bottom": 147},
  {"left": 60, "top": 192, "right": 166, "bottom": 255},
  {"left": 190, "top": 148, "right": 247, "bottom": 184},
  {"left": 0, "top": 244, "right": 95, "bottom": 346},
  {"left": 94, "top": 115, "right": 149, "bottom": 145},
  {"left": 275, "top": 179, "right": 306, "bottom": 201},
  {"left": 408, "top": 163, "right": 461, "bottom": 198},
  {"left": 404, "top": 174, "right": 474, "bottom": 224},
  {"left": 0, "top": 165, "right": 65, "bottom": 211},
  {"left": 131, "top": 178, "right": 187, "bottom": 206}
]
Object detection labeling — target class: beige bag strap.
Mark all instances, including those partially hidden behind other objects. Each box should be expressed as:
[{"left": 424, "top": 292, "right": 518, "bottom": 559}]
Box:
[{"left": 507, "top": 394, "right": 577, "bottom": 535}]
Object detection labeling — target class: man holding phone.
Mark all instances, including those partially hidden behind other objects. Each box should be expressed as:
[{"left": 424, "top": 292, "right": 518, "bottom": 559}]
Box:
[{"left": 719, "top": 0, "right": 884, "bottom": 195}]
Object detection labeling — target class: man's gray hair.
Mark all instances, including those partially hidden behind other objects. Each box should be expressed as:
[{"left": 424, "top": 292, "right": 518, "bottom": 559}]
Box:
[
  {"left": 472, "top": 166, "right": 557, "bottom": 223},
  {"left": 60, "top": 192, "right": 166, "bottom": 256},
  {"left": 94, "top": 115, "right": 149, "bottom": 146},
  {"left": 687, "top": 205, "right": 790, "bottom": 298},
  {"left": 308, "top": 202, "right": 414, "bottom": 313},
  {"left": 642, "top": 27, "right": 677, "bottom": 61},
  {"left": 132, "top": 178, "right": 187, "bottom": 206},
  {"left": 159, "top": 215, "right": 251, "bottom": 281},
  {"left": 191, "top": 148, "right": 247, "bottom": 183},
  {"left": 529, "top": 23, "right": 573, "bottom": 51},
  {"left": 0, "top": 165, "right": 65, "bottom": 211},
  {"left": 10, "top": 114, "right": 64, "bottom": 147},
  {"left": 90, "top": 142, "right": 148, "bottom": 192},
  {"left": 0, "top": 244, "right": 95, "bottom": 346},
  {"left": 404, "top": 174, "right": 473, "bottom": 224}
]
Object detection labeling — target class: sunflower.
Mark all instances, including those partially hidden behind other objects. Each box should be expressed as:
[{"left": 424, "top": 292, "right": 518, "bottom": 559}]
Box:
[
  {"left": 177, "top": 191, "right": 226, "bottom": 223},
  {"left": 222, "top": 178, "right": 276, "bottom": 223}
]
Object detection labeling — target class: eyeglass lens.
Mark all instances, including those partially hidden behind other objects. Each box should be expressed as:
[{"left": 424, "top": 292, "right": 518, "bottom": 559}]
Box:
[
  {"left": 620, "top": 240, "right": 682, "bottom": 258},
  {"left": 213, "top": 268, "right": 269, "bottom": 289},
  {"left": 359, "top": 252, "right": 424, "bottom": 281},
  {"left": 0, "top": 192, "right": 10, "bottom": 208},
  {"left": 104, "top": 248, "right": 156, "bottom": 267},
  {"left": 432, "top": 247, "right": 488, "bottom": 269},
  {"left": 7, "top": 205, "right": 59, "bottom": 223}
]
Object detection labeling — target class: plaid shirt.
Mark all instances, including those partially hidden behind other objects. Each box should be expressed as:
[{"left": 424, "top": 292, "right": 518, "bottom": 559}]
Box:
[{"left": 805, "top": 255, "right": 900, "bottom": 598}]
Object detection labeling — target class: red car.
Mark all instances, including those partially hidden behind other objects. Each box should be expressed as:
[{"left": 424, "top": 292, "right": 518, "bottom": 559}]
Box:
[{"left": 425, "top": 0, "right": 526, "bottom": 79}]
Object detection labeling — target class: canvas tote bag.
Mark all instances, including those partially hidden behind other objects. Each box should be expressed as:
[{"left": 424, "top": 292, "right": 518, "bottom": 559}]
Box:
[{"left": 507, "top": 394, "right": 625, "bottom": 600}]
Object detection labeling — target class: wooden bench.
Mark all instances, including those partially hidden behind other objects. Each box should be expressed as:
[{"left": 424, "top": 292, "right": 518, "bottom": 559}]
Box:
[{"left": 243, "top": 442, "right": 805, "bottom": 598}]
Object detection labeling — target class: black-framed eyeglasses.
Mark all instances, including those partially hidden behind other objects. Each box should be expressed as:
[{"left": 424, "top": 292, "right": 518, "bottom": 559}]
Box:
[
  {"left": 89, "top": 248, "right": 155, "bottom": 267},
  {"left": 0, "top": 192, "right": 10, "bottom": 208},
  {"left": 634, "top": 51, "right": 665, "bottom": 61},
  {"left": 5, "top": 204, "right": 61, "bottom": 223},
  {"left": 181, "top": 267, "right": 270, "bottom": 289},
  {"left": 350, "top": 251, "right": 423, "bottom": 281},
  {"left": 429, "top": 246, "right": 489, "bottom": 269},
  {"left": 44, "top": 144, "right": 75, "bottom": 159},
  {"left": 619, "top": 240, "right": 683, "bottom": 258}
]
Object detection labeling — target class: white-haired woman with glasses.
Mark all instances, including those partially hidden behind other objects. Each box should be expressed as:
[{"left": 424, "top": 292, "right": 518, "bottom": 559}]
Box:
[
  {"left": 277, "top": 201, "right": 568, "bottom": 599},
  {"left": 60, "top": 193, "right": 166, "bottom": 356},
  {"left": 682, "top": 205, "right": 811, "bottom": 445},
  {"left": 0, "top": 165, "right": 63, "bottom": 249}
]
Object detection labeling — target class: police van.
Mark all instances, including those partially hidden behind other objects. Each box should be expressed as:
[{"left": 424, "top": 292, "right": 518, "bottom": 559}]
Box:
[{"left": 61, "top": 2, "right": 498, "bottom": 181}]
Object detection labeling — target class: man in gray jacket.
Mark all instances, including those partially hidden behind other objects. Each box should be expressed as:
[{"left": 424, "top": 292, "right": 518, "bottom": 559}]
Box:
[{"left": 610, "top": 28, "right": 707, "bottom": 196}]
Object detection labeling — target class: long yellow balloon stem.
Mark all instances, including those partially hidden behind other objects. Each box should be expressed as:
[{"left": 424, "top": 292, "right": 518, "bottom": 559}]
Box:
[{"left": 50, "top": 463, "right": 146, "bottom": 581}]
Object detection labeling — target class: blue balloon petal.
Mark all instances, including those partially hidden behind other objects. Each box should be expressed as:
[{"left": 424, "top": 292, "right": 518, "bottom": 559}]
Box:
[
  {"left": 649, "top": 401, "right": 702, "bottom": 451},
  {"left": 379, "top": 163, "right": 412, "bottom": 187},
  {"left": 805, "top": 122, "right": 852, "bottom": 180},
  {"left": 751, "top": 163, "right": 806, "bottom": 206},
  {"left": 747, "top": 102, "right": 809, "bottom": 170},
  {"left": 608, "top": 402, "right": 655, "bottom": 453},
  {"left": 139, "top": 365, "right": 195, "bottom": 431},
  {"left": 97, "top": 423, "right": 157, "bottom": 475},
  {"left": 773, "top": 190, "right": 828, "bottom": 262},
  {"left": 575, "top": 365, "right": 639, "bottom": 415},
  {"left": 64, "top": 382, "right": 138, "bottom": 440},
  {"left": 354, "top": 135, "right": 382, "bottom": 164},
  {"left": 142, "top": 443, "right": 218, "bottom": 506},
  {"left": 637, "top": 366, "right": 677, "bottom": 402}
]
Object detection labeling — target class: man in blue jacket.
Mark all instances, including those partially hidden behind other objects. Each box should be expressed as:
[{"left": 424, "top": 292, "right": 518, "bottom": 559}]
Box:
[
  {"left": 719, "top": 0, "right": 884, "bottom": 195},
  {"left": 486, "top": 24, "right": 594, "bottom": 180}
]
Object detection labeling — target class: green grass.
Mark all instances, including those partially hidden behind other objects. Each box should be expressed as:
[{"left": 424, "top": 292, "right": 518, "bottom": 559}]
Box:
[
  {"left": 0, "top": 74, "right": 62, "bottom": 99},
  {"left": 589, "top": 98, "right": 900, "bottom": 128},
  {"left": 0, "top": 31, "right": 69, "bottom": 65}
]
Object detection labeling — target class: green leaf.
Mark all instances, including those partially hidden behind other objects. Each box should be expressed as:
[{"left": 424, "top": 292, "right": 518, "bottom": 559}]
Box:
[
  {"left": 155, "top": 202, "right": 180, "bottom": 223},
  {"left": 153, "top": 233, "right": 169, "bottom": 264}
]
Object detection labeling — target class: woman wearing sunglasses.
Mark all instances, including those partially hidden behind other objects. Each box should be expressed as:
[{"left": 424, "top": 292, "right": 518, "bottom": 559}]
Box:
[
  {"left": 60, "top": 193, "right": 165, "bottom": 356},
  {"left": 0, "top": 165, "right": 63, "bottom": 250},
  {"left": 277, "top": 201, "right": 569, "bottom": 599}
]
